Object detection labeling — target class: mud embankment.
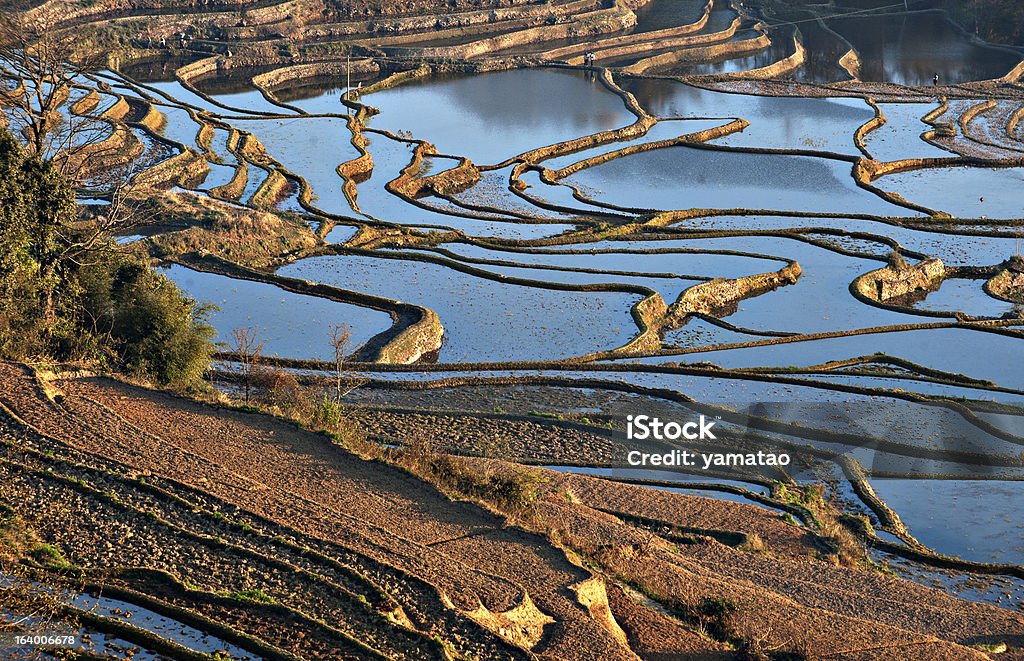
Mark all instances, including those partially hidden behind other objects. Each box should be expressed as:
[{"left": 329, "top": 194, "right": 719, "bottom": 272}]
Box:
[
  {"left": 409, "top": 4, "right": 639, "bottom": 61},
  {"left": 985, "top": 257, "right": 1024, "bottom": 303},
  {"left": 664, "top": 262, "right": 802, "bottom": 327},
  {"left": 621, "top": 25, "right": 768, "bottom": 75},
  {"left": 706, "top": 32, "right": 805, "bottom": 81},
  {"left": 549, "top": 118, "right": 749, "bottom": 180},
  {"left": 210, "top": 129, "right": 250, "bottom": 202},
  {"left": 542, "top": 0, "right": 712, "bottom": 63},
  {"left": 852, "top": 257, "right": 945, "bottom": 303},
  {"left": 387, "top": 142, "right": 481, "bottom": 200},
  {"left": 252, "top": 60, "right": 381, "bottom": 94}
]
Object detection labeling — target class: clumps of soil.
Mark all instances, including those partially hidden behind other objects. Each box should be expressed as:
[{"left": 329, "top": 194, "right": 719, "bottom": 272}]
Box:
[{"left": 360, "top": 408, "right": 624, "bottom": 463}]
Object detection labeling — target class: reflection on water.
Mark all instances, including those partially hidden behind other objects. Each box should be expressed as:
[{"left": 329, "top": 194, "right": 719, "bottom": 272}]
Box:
[
  {"left": 675, "top": 29, "right": 795, "bottom": 76},
  {"left": 829, "top": 11, "right": 1022, "bottom": 85},
  {"left": 191, "top": 65, "right": 280, "bottom": 97},
  {"left": 869, "top": 478, "right": 1024, "bottom": 565},
  {"left": 600, "top": 5, "right": 737, "bottom": 68},
  {"left": 565, "top": 145, "right": 903, "bottom": 215},
  {"left": 632, "top": 0, "right": 708, "bottom": 33},
  {"left": 364, "top": 68, "right": 634, "bottom": 164},
  {"left": 117, "top": 56, "right": 202, "bottom": 83},
  {"left": 160, "top": 264, "right": 393, "bottom": 360},
  {"left": 796, "top": 20, "right": 854, "bottom": 83}
]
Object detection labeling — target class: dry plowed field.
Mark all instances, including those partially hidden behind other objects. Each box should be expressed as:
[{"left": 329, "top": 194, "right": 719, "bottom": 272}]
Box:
[{"left": 0, "top": 362, "right": 1021, "bottom": 660}]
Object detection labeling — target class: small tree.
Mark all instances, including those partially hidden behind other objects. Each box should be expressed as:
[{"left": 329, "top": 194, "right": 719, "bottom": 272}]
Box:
[
  {"left": 230, "top": 327, "right": 263, "bottom": 405},
  {"left": 308, "top": 324, "right": 367, "bottom": 439},
  {"left": 328, "top": 323, "right": 365, "bottom": 404}
]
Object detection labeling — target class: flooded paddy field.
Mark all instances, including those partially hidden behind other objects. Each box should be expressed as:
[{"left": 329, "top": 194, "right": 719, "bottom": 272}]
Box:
[
  {"left": 361, "top": 69, "right": 636, "bottom": 165},
  {"left": 279, "top": 253, "right": 643, "bottom": 362},
  {"left": 563, "top": 146, "right": 903, "bottom": 214},
  {"left": 828, "top": 11, "right": 1022, "bottom": 85},
  {"left": 878, "top": 165, "right": 1024, "bottom": 219},
  {"left": 160, "top": 264, "right": 395, "bottom": 360},
  {"left": 6, "top": 0, "right": 1024, "bottom": 636}
]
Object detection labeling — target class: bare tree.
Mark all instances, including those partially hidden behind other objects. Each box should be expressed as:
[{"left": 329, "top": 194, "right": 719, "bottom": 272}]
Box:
[
  {"left": 230, "top": 327, "right": 263, "bottom": 405},
  {"left": 328, "top": 323, "right": 366, "bottom": 404},
  {"left": 0, "top": 10, "right": 106, "bottom": 169},
  {"left": 0, "top": 8, "right": 154, "bottom": 318}
]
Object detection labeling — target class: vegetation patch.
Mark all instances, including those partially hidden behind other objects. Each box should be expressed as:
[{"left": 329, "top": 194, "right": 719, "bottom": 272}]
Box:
[{"left": 144, "top": 191, "right": 318, "bottom": 268}]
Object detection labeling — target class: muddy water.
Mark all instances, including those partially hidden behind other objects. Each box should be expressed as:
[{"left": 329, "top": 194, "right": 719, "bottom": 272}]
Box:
[{"left": 828, "top": 11, "right": 1022, "bottom": 85}]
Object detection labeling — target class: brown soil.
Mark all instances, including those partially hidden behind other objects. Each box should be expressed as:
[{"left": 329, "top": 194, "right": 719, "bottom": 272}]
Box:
[{"left": 0, "top": 362, "right": 1021, "bottom": 660}]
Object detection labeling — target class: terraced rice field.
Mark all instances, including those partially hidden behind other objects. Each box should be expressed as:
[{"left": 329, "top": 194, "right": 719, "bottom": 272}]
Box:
[{"left": 3, "top": 0, "right": 1024, "bottom": 657}]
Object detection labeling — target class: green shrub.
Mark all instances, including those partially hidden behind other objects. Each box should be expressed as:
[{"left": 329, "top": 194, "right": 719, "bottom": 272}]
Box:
[
  {"left": 310, "top": 394, "right": 345, "bottom": 430},
  {"left": 227, "top": 589, "right": 276, "bottom": 604},
  {"left": 0, "top": 127, "right": 215, "bottom": 387},
  {"left": 29, "top": 543, "right": 71, "bottom": 569},
  {"left": 78, "top": 258, "right": 216, "bottom": 388}
]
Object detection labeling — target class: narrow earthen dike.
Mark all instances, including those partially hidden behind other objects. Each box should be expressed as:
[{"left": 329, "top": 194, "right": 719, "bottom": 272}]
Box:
[
  {"left": 665, "top": 262, "right": 803, "bottom": 327},
  {"left": 853, "top": 256, "right": 945, "bottom": 303},
  {"left": 985, "top": 256, "right": 1024, "bottom": 303}
]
